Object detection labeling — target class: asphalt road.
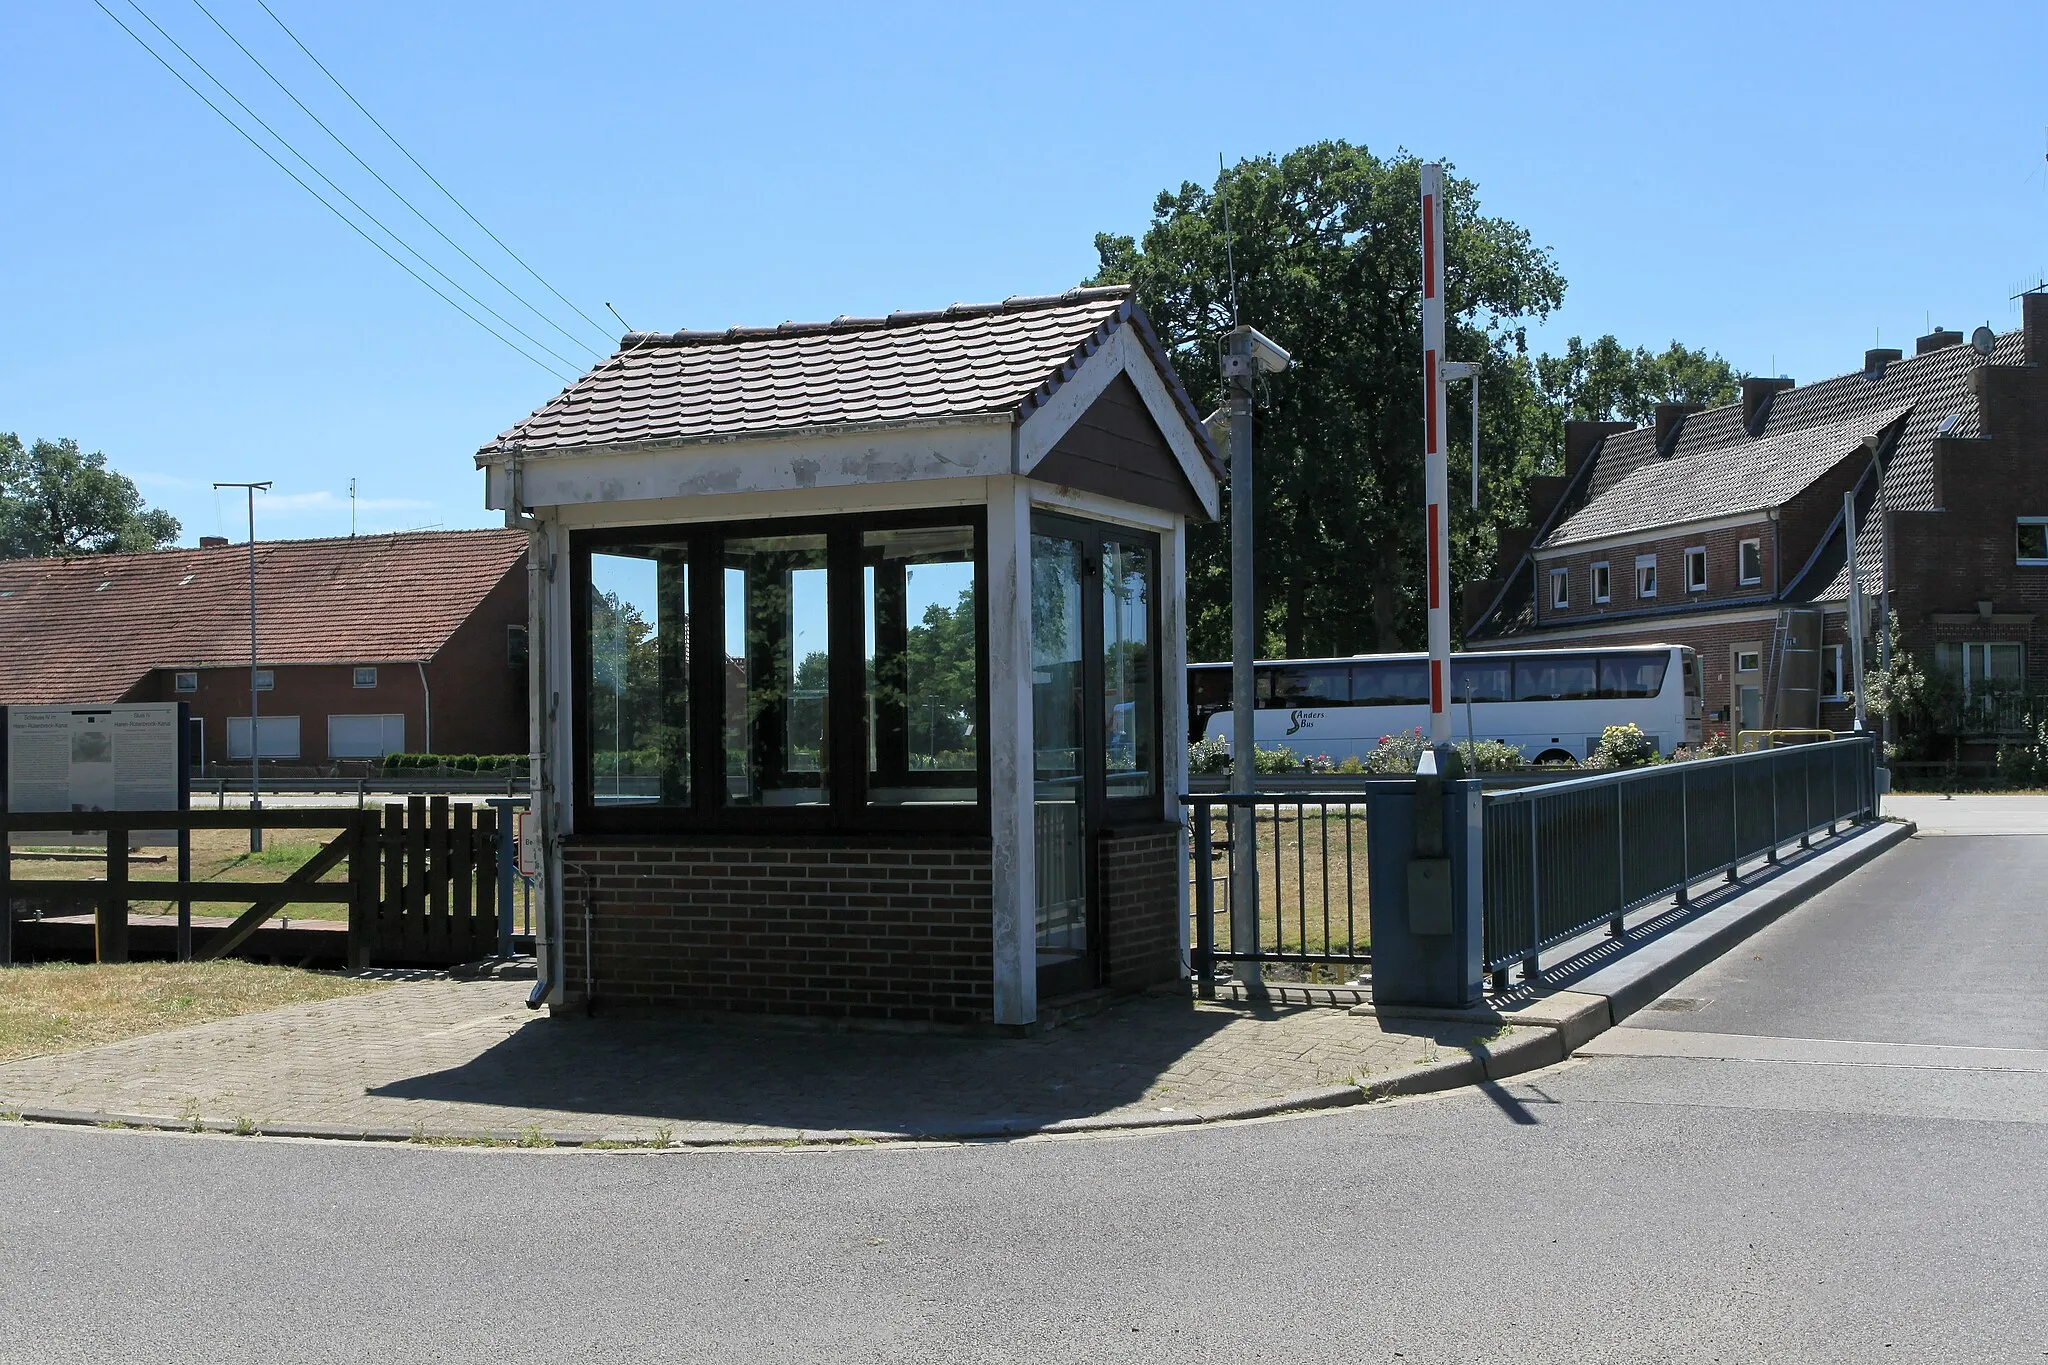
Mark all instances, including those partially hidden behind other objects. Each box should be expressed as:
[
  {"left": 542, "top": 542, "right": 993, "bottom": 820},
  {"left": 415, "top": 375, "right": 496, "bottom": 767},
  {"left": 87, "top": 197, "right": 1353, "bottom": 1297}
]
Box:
[{"left": 3, "top": 822, "right": 2044, "bottom": 1363}]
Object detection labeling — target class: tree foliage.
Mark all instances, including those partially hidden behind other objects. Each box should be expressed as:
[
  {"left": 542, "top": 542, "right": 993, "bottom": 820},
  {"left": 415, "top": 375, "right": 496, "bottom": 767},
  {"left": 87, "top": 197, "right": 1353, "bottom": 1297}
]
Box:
[
  {"left": 0, "top": 432, "right": 181, "bottom": 558},
  {"left": 1089, "top": 142, "right": 1739, "bottom": 657}
]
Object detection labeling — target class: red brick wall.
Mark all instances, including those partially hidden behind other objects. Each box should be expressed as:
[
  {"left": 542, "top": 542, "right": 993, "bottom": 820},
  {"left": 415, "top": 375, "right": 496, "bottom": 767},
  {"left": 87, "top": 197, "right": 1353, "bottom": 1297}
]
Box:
[
  {"left": 560, "top": 841, "right": 994, "bottom": 1024},
  {"left": 1887, "top": 339, "right": 2048, "bottom": 689},
  {"left": 1097, "top": 826, "right": 1181, "bottom": 990},
  {"left": 423, "top": 563, "right": 527, "bottom": 757},
  {"left": 1535, "top": 518, "right": 1775, "bottom": 627}
]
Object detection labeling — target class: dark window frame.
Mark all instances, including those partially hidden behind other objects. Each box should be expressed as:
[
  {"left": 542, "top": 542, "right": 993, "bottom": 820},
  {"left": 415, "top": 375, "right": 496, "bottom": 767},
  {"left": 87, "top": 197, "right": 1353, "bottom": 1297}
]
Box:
[
  {"left": 1029, "top": 512, "right": 1165, "bottom": 822},
  {"left": 570, "top": 508, "right": 990, "bottom": 837}
]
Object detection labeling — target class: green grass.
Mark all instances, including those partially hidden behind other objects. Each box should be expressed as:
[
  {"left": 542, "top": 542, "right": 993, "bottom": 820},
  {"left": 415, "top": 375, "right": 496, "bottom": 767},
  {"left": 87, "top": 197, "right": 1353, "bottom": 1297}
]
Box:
[{"left": 1189, "top": 806, "right": 1372, "bottom": 959}]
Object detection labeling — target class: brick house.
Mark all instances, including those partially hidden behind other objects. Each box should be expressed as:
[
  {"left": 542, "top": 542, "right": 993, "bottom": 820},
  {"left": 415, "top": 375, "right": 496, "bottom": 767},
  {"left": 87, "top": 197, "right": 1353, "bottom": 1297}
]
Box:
[
  {"left": 1465, "top": 291, "right": 2048, "bottom": 746},
  {"left": 478, "top": 286, "right": 1216, "bottom": 1026},
  {"left": 0, "top": 529, "right": 529, "bottom": 767}
]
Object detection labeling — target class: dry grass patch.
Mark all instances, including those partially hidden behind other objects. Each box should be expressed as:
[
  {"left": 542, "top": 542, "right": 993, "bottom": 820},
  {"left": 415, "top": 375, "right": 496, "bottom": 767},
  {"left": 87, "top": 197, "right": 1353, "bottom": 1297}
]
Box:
[{"left": 0, "top": 961, "right": 386, "bottom": 1063}]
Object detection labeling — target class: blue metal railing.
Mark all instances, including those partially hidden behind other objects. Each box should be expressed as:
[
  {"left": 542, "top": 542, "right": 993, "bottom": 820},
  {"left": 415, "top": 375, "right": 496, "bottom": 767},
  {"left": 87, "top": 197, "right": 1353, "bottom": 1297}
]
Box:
[{"left": 1479, "top": 735, "right": 1879, "bottom": 988}]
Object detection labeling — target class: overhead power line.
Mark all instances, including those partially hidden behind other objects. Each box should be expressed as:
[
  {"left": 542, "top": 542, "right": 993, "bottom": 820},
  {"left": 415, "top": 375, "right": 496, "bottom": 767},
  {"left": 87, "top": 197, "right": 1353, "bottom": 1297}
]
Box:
[
  {"left": 254, "top": 0, "right": 620, "bottom": 348},
  {"left": 90, "top": 0, "right": 574, "bottom": 380},
  {"left": 121, "top": 0, "right": 586, "bottom": 374},
  {"left": 188, "top": 0, "right": 607, "bottom": 360}
]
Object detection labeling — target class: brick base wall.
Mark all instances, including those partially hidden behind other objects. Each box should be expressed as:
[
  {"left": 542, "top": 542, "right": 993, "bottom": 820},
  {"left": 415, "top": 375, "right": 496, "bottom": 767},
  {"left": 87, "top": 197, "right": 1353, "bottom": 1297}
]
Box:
[
  {"left": 1098, "top": 826, "right": 1182, "bottom": 990},
  {"left": 561, "top": 841, "right": 994, "bottom": 1024}
]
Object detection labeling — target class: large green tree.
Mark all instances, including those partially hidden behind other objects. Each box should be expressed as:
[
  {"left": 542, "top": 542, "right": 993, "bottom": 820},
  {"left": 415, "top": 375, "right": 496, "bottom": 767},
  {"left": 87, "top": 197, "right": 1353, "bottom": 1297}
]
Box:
[
  {"left": 1090, "top": 143, "right": 1739, "bottom": 658},
  {"left": 0, "top": 433, "right": 180, "bottom": 558}
]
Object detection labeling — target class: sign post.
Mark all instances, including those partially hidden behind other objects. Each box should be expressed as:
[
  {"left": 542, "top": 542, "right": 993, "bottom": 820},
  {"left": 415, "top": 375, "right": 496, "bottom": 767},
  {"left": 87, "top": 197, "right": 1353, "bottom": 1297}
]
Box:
[{"left": 1419, "top": 164, "right": 1454, "bottom": 750}]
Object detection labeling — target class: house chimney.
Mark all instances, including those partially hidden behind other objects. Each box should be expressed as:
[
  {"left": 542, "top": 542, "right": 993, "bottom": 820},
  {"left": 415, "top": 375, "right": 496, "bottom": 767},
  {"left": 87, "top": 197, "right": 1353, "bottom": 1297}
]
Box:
[
  {"left": 1916, "top": 327, "right": 1964, "bottom": 355},
  {"left": 1864, "top": 347, "right": 1903, "bottom": 377},
  {"left": 1654, "top": 403, "right": 1701, "bottom": 454},
  {"left": 1740, "top": 377, "right": 1794, "bottom": 432},
  {"left": 198, "top": 535, "right": 230, "bottom": 549},
  {"left": 2024, "top": 290, "right": 2048, "bottom": 367}
]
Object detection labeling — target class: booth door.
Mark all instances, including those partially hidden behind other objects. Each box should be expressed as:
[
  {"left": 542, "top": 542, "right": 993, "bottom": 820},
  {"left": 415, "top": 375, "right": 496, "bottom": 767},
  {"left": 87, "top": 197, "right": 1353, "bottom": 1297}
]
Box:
[{"left": 1029, "top": 516, "right": 1160, "bottom": 1000}]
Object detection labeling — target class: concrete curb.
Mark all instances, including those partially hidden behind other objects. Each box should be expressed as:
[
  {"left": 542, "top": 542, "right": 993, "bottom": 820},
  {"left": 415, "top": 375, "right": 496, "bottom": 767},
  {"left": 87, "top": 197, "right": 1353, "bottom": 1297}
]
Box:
[{"left": 0, "top": 820, "right": 1913, "bottom": 1150}]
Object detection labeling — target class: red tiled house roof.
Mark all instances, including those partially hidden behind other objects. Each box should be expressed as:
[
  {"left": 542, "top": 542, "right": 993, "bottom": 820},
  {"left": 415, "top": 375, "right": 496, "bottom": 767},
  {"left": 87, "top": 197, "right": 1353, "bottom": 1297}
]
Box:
[{"left": 0, "top": 529, "right": 527, "bottom": 704}]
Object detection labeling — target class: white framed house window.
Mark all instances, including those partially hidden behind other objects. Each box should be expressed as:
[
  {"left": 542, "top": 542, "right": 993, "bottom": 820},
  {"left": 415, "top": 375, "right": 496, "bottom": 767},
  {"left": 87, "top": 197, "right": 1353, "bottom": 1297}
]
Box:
[
  {"left": 1735, "top": 649, "right": 1762, "bottom": 674},
  {"left": 173, "top": 671, "right": 198, "bottom": 693},
  {"left": 1933, "top": 641, "right": 2024, "bottom": 702},
  {"left": 1591, "top": 561, "right": 1611, "bottom": 603},
  {"left": 1821, "top": 644, "right": 1847, "bottom": 700},
  {"left": 1739, "top": 538, "right": 1763, "bottom": 584},
  {"left": 227, "top": 715, "right": 300, "bottom": 759},
  {"left": 1685, "top": 546, "right": 1708, "bottom": 592},
  {"left": 327, "top": 713, "right": 405, "bottom": 759},
  {"left": 2017, "top": 519, "right": 2048, "bottom": 566},
  {"left": 253, "top": 669, "right": 275, "bottom": 692},
  {"left": 1635, "top": 554, "right": 1658, "bottom": 599},
  {"left": 1549, "top": 568, "right": 1570, "bottom": 610},
  {"left": 353, "top": 666, "right": 378, "bottom": 688}
]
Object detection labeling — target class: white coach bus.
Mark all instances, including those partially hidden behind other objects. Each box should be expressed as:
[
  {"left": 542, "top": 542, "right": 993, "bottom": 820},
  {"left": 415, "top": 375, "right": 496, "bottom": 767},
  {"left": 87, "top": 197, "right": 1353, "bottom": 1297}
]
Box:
[{"left": 1188, "top": 644, "right": 1704, "bottom": 765}]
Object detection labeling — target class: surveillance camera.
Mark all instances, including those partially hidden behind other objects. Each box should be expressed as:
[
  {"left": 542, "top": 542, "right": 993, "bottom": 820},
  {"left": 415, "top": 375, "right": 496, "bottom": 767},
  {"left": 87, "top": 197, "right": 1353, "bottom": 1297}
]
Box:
[{"left": 1221, "top": 326, "right": 1291, "bottom": 377}]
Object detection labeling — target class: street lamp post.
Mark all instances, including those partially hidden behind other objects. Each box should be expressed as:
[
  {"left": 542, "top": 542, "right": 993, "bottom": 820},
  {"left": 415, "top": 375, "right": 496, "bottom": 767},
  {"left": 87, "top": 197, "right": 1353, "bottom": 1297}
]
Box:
[{"left": 214, "top": 481, "right": 271, "bottom": 851}]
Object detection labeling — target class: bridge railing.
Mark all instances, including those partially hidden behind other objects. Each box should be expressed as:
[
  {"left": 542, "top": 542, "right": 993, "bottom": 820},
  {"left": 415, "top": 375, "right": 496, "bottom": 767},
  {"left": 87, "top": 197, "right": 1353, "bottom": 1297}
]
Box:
[{"left": 1479, "top": 734, "right": 1879, "bottom": 989}]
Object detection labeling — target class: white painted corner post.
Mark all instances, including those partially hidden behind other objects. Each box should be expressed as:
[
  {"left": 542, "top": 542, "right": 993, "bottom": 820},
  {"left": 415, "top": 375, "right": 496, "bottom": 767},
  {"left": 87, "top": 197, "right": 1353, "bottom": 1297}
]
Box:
[{"left": 986, "top": 475, "right": 1038, "bottom": 1025}]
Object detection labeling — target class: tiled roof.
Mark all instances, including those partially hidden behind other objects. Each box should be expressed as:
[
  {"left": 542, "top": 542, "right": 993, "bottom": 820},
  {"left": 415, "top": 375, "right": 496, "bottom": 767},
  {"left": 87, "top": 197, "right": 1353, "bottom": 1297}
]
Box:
[
  {"left": 1543, "top": 406, "right": 1911, "bottom": 549},
  {"left": 1584, "top": 331, "right": 2025, "bottom": 514},
  {"left": 0, "top": 530, "right": 526, "bottom": 704},
  {"left": 481, "top": 286, "right": 1214, "bottom": 464}
]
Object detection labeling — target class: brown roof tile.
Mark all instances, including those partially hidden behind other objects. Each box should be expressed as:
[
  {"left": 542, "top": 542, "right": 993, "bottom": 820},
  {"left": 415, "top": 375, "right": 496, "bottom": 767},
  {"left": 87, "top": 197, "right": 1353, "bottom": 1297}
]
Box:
[
  {"left": 480, "top": 286, "right": 1216, "bottom": 468},
  {"left": 0, "top": 530, "right": 526, "bottom": 705}
]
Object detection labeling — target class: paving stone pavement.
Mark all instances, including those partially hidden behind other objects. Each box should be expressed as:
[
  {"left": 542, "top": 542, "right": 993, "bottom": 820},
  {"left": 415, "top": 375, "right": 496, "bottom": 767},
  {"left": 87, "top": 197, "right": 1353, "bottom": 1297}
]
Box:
[{"left": 0, "top": 980, "right": 1509, "bottom": 1142}]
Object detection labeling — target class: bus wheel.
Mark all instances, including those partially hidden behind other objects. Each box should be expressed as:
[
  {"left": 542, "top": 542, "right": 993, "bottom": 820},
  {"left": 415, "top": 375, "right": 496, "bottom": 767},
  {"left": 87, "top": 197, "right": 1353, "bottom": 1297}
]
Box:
[{"left": 1534, "top": 748, "right": 1577, "bottom": 766}]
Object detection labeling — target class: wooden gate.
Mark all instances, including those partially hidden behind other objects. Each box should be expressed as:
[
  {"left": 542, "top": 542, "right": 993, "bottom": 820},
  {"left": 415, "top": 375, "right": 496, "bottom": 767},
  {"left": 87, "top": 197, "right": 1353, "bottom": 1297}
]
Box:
[{"left": 349, "top": 796, "right": 504, "bottom": 969}]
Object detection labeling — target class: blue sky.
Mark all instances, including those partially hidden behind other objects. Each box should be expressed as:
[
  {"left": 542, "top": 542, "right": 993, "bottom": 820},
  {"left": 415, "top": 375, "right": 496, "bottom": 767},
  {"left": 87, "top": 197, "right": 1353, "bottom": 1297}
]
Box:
[{"left": 3, "top": 1, "right": 2044, "bottom": 545}]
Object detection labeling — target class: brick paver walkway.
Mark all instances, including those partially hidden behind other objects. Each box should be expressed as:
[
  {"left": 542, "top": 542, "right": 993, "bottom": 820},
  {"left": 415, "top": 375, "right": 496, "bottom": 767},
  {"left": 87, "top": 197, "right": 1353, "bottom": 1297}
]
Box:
[{"left": 0, "top": 981, "right": 1509, "bottom": 1143}]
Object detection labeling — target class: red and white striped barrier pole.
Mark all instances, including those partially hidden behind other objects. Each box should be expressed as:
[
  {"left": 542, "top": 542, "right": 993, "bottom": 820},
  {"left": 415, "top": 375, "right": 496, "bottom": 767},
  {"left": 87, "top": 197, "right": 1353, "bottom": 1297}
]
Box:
[{"left": 1420, "top": 163, "right": 1452, "bottom": 748}]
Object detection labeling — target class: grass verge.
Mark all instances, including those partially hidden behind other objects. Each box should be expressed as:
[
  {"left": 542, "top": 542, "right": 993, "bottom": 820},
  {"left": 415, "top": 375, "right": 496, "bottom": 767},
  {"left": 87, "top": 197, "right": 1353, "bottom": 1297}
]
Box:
[{"left": 0, "top": 961, "right": 386, "bottom": 1063}]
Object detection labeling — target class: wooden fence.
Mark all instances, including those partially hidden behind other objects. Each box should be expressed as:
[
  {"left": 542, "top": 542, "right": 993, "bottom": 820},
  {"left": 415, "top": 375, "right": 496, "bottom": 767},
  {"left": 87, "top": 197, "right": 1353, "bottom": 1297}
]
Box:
[{"left": 1, "top": 797, "right": 513, "bottom": 970}]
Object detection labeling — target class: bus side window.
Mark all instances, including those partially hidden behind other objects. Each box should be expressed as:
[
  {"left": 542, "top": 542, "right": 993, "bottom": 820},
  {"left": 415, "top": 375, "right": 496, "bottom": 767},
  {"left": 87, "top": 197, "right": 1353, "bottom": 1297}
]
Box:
[
  {"left": 1516, "top": 655, "right": 1598, "bottom": 701},
  {"left": 1598, "top": 654, "right": 1668, "bottom": 698},
  {"left": 1355, "top": 661, "right": 1428, "bottom": 705},
  {"left": 1269, "top": 664, "right": 1351, "bottom": 706},
  {"left": 1450, "top": 658, "right": 1510, "bottom": 702}
]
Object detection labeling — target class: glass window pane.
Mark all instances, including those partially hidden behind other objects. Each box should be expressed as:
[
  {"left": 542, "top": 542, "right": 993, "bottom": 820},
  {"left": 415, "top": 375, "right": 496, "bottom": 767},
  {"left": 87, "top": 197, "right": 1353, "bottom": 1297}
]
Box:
[
  {"left": 1515, "top": 655, "right": 1598, "bottom": 701},
  {"left": 1598, "top": 653, "right": 1669, "bottom": 698},
  {"left": 865, "top": 526, "right": 978, "bottom": 805},
  {"left": 586, "top": 545, "right": 689, "bottom": 807},
  {"left": 1449, "top": 657, "right": 1510, "bottom": 702},
  {"left": 1740, "top": 541, "right": 1762, "bottom": 581},
  {"left": 2019, "top": 523, "right": 2048, "bottom": 561},
  {"left": 1989, "top": 642, "right": 2024, "bottom": 680},
  {"left": 1103, "top": 540, "right": 1155, "bottom": 800},
  {"left": 1269, "top": 665, "right": 1351, "bottom": 706},
  {"left": 724, "top": 534, "right": 830, "bottom": 806},
  {"left": 1032, "top": 533, "right": 1087, "bottom": 962}
]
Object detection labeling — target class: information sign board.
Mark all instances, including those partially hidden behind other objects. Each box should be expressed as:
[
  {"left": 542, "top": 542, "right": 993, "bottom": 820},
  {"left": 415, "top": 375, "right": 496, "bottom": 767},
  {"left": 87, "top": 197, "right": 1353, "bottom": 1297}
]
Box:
[{"left": 3, "top": 703, "right": 186, "bottom": 847}]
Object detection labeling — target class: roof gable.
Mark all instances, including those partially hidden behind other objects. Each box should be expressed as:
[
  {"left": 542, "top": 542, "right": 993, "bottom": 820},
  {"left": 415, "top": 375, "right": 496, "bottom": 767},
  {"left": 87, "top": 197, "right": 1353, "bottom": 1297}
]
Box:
[{"left": 1031, "top": 373, "right": 1205, "bottom": 518}]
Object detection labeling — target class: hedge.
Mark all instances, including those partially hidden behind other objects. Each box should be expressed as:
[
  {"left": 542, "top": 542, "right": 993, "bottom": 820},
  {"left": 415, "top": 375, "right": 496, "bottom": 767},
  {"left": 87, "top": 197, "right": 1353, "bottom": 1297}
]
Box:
[{"left": 381, "top": 753, "right": 527, "bottom": 771}]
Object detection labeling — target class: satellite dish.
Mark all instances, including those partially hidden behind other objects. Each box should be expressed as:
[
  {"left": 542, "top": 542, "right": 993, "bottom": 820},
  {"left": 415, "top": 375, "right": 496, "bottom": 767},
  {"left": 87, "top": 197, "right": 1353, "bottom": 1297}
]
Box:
[{"left": 1971, "top": 325, "right": 1996, "bottom": 356}]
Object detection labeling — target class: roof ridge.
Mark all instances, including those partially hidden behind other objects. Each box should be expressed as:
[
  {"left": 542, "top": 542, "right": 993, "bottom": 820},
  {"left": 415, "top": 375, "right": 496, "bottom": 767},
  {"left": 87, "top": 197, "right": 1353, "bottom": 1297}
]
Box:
[
  {"left": 0, "top": 526, "right": 522, "bottom": 573},
  {"left": 616, "top": 285, "right": 1134, "bottom": 350}
]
